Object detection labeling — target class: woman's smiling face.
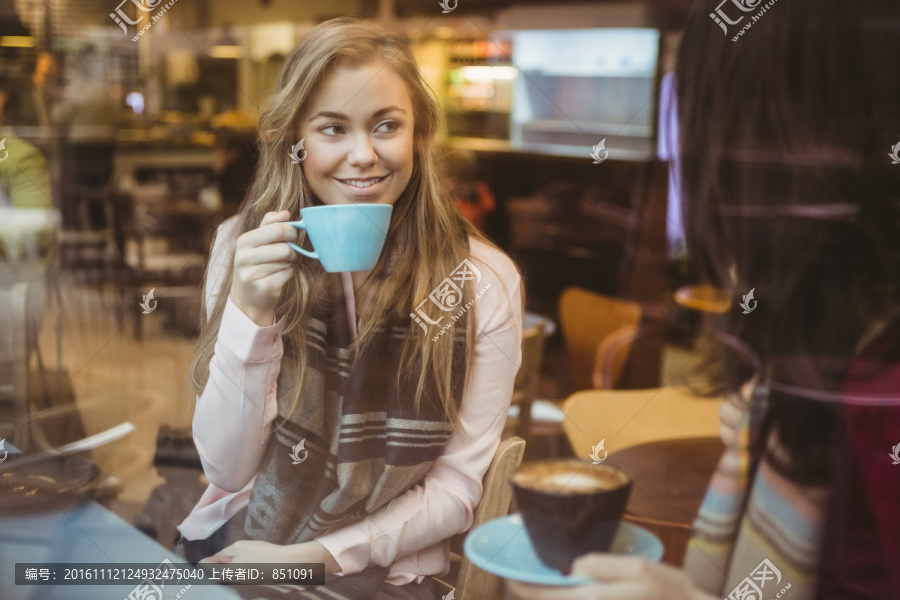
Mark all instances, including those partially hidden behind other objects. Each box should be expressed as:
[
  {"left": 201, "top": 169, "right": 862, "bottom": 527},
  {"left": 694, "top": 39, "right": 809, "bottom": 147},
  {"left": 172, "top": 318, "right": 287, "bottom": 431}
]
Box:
[{"left": 299, "top": 61, "right": 415, "bottom": 206}]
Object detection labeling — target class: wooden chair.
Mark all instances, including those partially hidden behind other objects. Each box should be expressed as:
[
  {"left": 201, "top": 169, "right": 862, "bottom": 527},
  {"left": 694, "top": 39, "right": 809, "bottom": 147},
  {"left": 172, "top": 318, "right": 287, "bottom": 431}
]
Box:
[
  {"left": 558, "top": 287, "right": 641, "bottom": 391},
  {"left": 509, "top": 316, "right": 548, "bottom": 443},
  {"left": 673, "top": 284, "right": 730, "bottom": 314},
  {"left": 435, "top": 436, "right": 526, "bottom": 600},
  {"left": 0, "top": 283, "right": 29, "bottom": 443},
  {"left": 560, "top": 386, "right": 722, "bottom": 460},
  {"left": 56, "top": 186, "right": 119, "bottom": 282},
  {"left": 111, "top": 192, "right": 207, "bottom": 339},
  {"left": 592, "top": 323, "right": 667, "bottom": 390}
]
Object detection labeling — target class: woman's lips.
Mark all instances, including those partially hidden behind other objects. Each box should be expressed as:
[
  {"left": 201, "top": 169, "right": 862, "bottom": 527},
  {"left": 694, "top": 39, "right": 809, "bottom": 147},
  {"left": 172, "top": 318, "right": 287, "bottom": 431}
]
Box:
[{"left": 334, "top": 174, "right": 389, "bottom": 196}]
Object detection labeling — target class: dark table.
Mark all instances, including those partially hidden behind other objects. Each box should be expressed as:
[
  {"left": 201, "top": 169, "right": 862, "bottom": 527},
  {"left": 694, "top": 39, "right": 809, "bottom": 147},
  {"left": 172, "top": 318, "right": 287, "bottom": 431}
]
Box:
[
  {"left": 605, "top": 436, "right": 725, "bottom": 565},
  {"left": 0, "top": 443, "right": 240, "bottom": 600}
]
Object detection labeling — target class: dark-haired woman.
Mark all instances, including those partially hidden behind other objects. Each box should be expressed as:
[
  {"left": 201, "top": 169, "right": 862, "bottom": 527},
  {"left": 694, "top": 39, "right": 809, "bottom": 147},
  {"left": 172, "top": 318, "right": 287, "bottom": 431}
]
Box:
[{"left": 510, "top": 0, "right": 900, "bottom": 598}]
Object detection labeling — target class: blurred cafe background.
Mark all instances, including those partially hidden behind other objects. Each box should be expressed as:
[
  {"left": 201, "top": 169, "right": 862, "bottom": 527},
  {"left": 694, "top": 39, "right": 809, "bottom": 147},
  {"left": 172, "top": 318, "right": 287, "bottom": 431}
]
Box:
[{"left": 0, "top": 0, "right": 732, "bottom": 592}]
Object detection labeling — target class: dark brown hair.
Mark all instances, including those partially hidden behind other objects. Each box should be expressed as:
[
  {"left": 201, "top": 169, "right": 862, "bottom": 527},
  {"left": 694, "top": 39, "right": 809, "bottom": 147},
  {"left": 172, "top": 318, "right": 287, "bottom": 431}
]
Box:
[{"left": 676, "top": 0, "right": 900, "bottom": 594}]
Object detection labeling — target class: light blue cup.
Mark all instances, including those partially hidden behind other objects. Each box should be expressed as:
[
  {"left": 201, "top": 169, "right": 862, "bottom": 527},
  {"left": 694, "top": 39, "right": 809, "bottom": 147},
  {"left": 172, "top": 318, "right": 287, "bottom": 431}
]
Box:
[{"left": 286, "top": 203, "right": 392, "bottom": 272}]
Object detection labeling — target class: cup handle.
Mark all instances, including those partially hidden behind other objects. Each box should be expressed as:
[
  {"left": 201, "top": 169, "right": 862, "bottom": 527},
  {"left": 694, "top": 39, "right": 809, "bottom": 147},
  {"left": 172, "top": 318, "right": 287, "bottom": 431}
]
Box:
[{"left": 286, "top": 220, "right": 318, "bottom": 260}]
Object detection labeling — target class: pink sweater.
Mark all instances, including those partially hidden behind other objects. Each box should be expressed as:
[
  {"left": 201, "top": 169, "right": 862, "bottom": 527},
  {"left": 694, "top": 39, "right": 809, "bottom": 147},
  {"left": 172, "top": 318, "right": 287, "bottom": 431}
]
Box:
[{"left": 177, "top": 218, "right": 523, "bottom": 586}]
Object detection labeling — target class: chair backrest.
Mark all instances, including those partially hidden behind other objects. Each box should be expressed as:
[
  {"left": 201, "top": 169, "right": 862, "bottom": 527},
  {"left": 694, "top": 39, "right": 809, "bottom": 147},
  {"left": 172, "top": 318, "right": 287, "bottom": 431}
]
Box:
[
  {"left": 592, "top": 323, "right": 646, "bottom": 389},
  {"left": 453, "top": 436, "right": 526, "bottom": 600},
  {"left": 510, "top": 320, "right": 547, "bottom": 439},
  {"left": 673, "top": 284, "right": 731, "bottom": 314},
  {"left": 560, "top": 387, "right": 722, "bottom": 460},
  {"left": 558, "top": 287, "right": 641, "bottom": 390},
  {"left": 0, "top": 283, "right": 29, "bottom": 443}
]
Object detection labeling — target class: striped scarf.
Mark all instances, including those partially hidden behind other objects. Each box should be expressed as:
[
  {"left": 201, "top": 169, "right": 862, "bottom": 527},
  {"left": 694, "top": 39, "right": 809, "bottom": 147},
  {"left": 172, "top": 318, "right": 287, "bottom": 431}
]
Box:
[
  {"left": 683, "top": 382, "right": 830, "bottom": 600},
  {"left": 239, "top": 275, "right": 466, "bottom": 599}
]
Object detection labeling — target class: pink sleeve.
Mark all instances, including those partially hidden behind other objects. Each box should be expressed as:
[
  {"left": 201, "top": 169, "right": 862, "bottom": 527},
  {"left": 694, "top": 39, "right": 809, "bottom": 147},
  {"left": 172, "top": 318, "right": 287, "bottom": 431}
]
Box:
[
  {"left": 316, "top": 244, "right": 523, "bottom": 575},
  {"left": 192, "top": 218, "right": 284, "bottom": 493}
]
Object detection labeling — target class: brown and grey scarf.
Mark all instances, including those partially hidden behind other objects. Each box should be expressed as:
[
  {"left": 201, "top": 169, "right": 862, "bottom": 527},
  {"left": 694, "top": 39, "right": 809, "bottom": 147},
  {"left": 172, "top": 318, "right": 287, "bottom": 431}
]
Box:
[{"left": 236, "top": 274, "right": 467, "bottom": 599}]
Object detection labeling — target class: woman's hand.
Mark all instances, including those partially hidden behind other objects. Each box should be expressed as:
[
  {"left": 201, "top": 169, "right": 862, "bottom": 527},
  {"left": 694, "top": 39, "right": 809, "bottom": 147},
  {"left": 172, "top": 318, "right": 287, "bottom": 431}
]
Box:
[
  {"left": 229, "top": 210, "right": 299, "bottom": 327},
  {"left": 198, "top": 540, "right": 296, "bottom": 564},
  {"left": 506, "top": 555, "right": 717, "bottom": 600},
  {"left": 199, "top": 540, "right": 341, "bottom": 575}
]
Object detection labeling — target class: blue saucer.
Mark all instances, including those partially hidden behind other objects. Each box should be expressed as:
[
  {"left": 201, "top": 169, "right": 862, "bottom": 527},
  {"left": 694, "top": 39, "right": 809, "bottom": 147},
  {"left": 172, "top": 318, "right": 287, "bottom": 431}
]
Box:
[{"left": 463, "top": 514, "right": 663, "bottom": 586}]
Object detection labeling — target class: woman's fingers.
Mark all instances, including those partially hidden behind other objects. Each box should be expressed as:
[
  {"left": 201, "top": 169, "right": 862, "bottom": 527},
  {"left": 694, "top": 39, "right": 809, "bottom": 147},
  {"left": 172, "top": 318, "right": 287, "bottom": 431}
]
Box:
[
  {"left": 260, "top": 210, "right": 290, "bottom": 226},
  {"left": 506, "top": 581, "right": 600, "bottom": 600},
  {"left": 240, "top": 221, "right": 298, "bottom": 250},
  {"left": 197, "top": 554, "right": 233, "bottom": 564},
  {"left": 572, "top": 555, "right": 650, "bottom": 581},
  {"left": 240, "top": 262, "right": 295, "bottom": 282},
  {"left": 198, "top": 542, "right": 240, "bottom": 565},
  {"left": 236, "top": 210, "right": 296, "bottom": 249},
  {"left": 236, "top": 240, "right": 297, "bottom": 266}
]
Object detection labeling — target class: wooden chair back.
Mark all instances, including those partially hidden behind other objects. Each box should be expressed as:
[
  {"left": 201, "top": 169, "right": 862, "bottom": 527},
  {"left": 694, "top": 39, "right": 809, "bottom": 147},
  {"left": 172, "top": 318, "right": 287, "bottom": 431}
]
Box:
[
  {"left": 592, "top": 323, "right": 647, "bottom": 389},
  {"left": 510, "top": 319, "right": 547, "bottom": 442},
  {"left": 437, "top": 436, "right": 526, "bottom": 600},
  {"left": 558, "top": 287, "right": 641, "bottom": 390},
  {"left": 560, "top": 386, "right": 722, "bottom": 459},
  {"left": 0, "top": 283, "right": 29, "bottom": 443}
]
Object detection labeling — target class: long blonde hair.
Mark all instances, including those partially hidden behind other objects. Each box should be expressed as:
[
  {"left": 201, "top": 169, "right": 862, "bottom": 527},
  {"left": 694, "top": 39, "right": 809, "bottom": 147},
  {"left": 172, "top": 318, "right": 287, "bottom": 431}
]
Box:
[{"left": 189, "top": 17, "right": 508, "bottom": 431}]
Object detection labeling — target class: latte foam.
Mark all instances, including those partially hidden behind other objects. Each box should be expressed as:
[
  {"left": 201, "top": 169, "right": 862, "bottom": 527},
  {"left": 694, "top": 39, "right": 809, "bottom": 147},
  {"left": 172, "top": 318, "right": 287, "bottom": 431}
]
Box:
[{"left": 512, "top": 461, "right": 628, "bottom": 494}]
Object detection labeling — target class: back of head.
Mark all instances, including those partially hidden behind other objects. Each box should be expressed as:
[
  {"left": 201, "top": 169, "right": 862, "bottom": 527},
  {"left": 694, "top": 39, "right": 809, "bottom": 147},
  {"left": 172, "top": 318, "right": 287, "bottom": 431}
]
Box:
[
  {"left": 677, "top": 0, "right": 900, "bottom": 373},
  {"left": 676, "top": 4, "right": 900, "bottom": 593}
]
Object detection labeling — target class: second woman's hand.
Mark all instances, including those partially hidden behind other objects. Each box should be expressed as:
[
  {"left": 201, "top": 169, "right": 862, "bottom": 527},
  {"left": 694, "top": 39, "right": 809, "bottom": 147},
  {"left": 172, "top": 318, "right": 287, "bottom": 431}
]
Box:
[
  {"left": 506, "top": 555, "right": 717, "bottom": 600},
  {"left": 229, "top": 210, "right": 299, "bottom": 327}
]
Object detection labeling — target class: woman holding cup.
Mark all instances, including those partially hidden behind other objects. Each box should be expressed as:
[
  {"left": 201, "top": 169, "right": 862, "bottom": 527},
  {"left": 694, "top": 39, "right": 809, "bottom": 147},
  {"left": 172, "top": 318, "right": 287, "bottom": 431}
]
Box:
[{"left": 175, "top": 18, "right": 523, "bottom": 600}]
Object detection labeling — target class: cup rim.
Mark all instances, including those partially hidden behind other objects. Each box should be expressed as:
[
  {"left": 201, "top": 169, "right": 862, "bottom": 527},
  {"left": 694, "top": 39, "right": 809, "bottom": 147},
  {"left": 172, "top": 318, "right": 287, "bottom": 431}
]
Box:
[
  {"left": 300, "top": 203, "right": 393, "bottom": 214},
  {"left": 510, "top": 459, "right": 632, "bottom": 495}
]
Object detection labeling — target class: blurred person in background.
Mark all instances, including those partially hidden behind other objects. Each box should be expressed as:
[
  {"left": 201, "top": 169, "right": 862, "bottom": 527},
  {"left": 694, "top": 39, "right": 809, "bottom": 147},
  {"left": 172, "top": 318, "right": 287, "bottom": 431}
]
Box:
[
  {"left": 0, "top": 73, "right": 57, "bottom": 358},
  {"left": 0, "top": 74, "right": 53, "bottom": 209},
  {"left": 509, "top": 0, "right": 900, "bottom": 598},
  {"left": 442, "top": 146, "right": 496, "bottom": 232},
  {"left": 30, "top": 51, "right": 57, "bottom": 131},
  {"left": 211, "top": 131, "right": 258, "bottom": 216}
]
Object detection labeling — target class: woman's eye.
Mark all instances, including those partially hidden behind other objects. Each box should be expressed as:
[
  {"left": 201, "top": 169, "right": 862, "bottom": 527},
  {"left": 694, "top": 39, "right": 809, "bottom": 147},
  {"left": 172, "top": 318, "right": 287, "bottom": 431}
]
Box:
[
  {"left": 322, "top": 124, "right": 344, "bottom": 136},
  {"left": 375, "top": 120, "right": 400, "bottom": 133}
]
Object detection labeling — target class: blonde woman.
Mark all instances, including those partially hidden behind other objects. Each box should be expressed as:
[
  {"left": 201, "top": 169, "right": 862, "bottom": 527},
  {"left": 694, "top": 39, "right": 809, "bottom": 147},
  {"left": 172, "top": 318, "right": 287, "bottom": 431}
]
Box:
[{"left": 175, "top": 17, "right": 523, "bottom": 600}]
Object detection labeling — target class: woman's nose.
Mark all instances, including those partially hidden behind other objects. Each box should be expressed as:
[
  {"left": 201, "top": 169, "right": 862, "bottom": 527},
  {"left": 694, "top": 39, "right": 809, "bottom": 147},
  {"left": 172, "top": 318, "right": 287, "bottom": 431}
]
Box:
[{"left": 347, "top": 134, "right": 377, "bottom": 167}]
